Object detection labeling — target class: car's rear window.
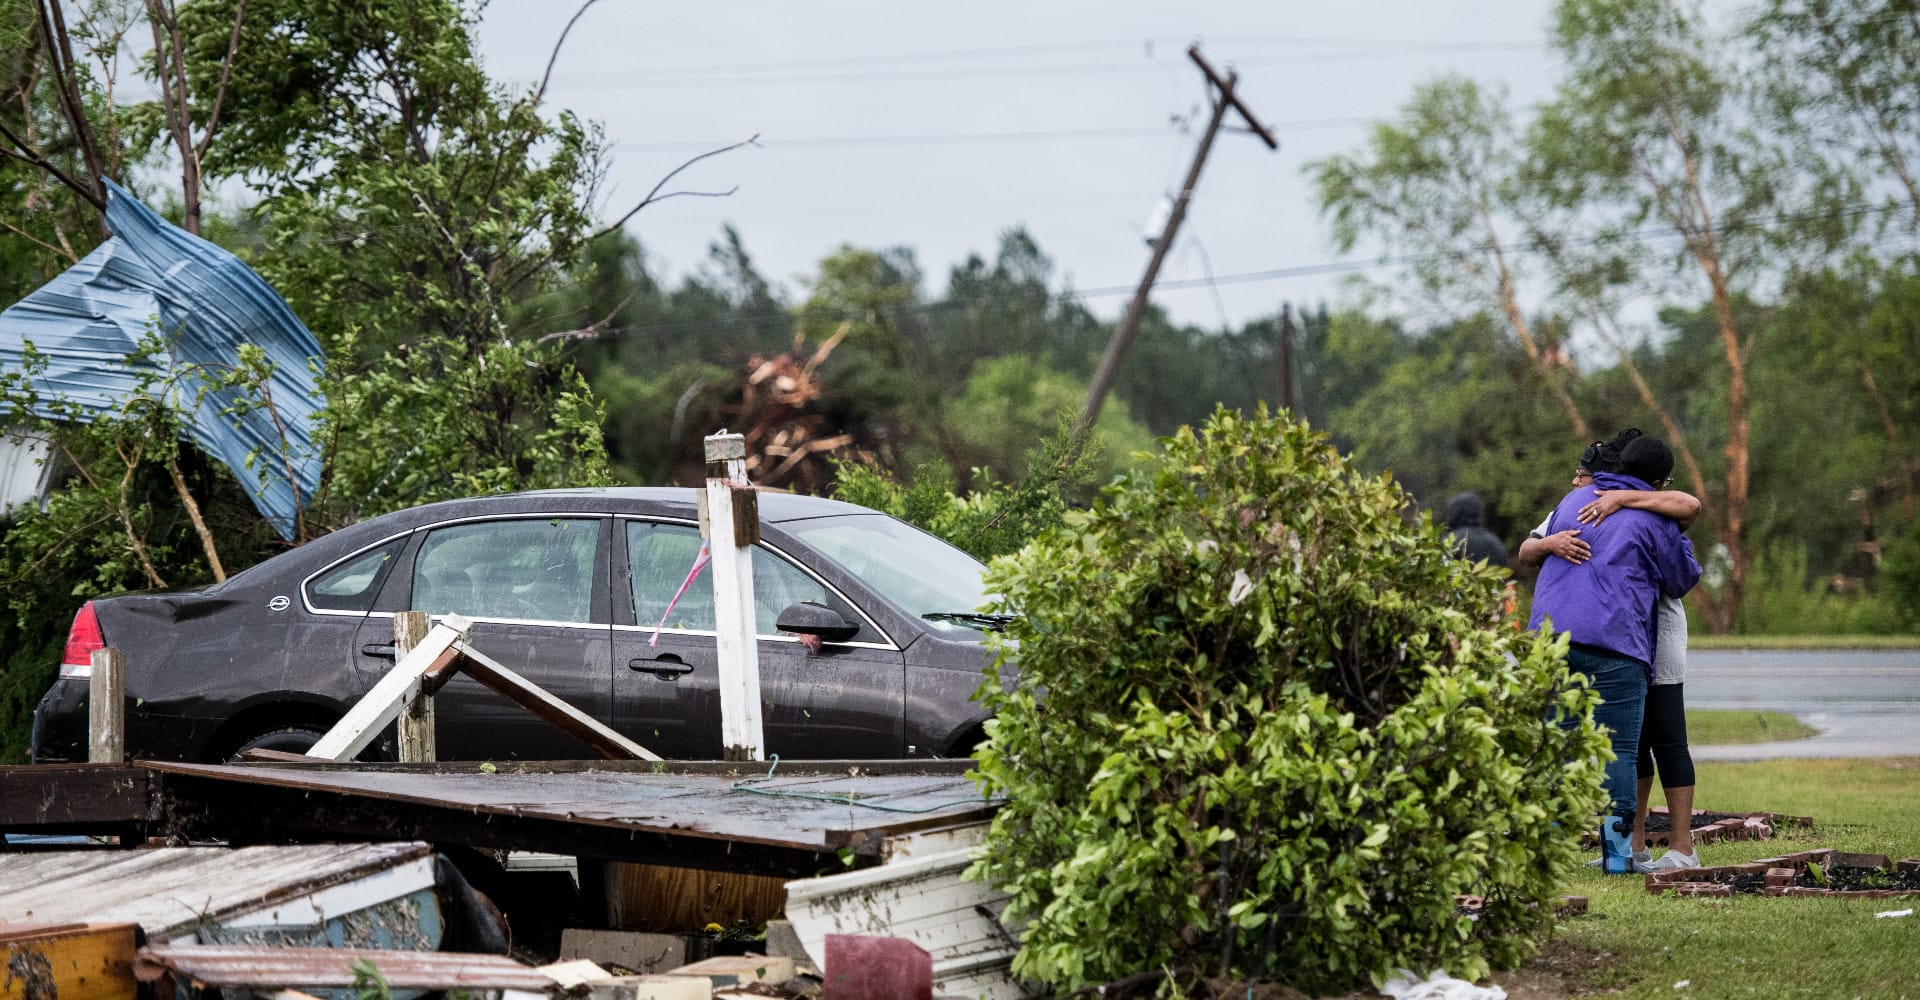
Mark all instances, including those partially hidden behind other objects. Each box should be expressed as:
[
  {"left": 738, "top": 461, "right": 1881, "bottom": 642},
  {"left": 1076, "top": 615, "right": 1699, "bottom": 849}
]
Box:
[{"left": 307, "top": 539, "right": 404, "bottom": 613}]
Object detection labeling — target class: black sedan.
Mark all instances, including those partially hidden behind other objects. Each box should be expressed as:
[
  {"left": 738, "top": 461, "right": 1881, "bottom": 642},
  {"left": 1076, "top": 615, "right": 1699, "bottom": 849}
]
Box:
[{"left": 32, "top": 487, "right": 1003, "bottom": 762}]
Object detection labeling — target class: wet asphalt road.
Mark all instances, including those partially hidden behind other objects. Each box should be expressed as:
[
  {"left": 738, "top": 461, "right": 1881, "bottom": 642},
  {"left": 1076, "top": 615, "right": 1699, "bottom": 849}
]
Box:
[{"left": 1685, "top": 648, "right": 1920, "bottom": 760}]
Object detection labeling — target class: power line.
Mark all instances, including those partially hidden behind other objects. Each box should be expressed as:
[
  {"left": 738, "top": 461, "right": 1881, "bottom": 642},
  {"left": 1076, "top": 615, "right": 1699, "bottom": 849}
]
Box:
[
  {"left": 541, "top": 43, "right": 1544, "bottom": 91},
  {"left": 607, "top": 117, "right": 1370, "bottom": 154},
  {"left": 536, "top": 35, "right": 1541, "bottom": 87}
]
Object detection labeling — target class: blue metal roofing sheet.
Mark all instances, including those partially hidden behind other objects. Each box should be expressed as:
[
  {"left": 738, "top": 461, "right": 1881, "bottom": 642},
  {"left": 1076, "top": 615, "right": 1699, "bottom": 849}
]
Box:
[{"left": 0, "top": 180, "right": 324, "bottom": 538}]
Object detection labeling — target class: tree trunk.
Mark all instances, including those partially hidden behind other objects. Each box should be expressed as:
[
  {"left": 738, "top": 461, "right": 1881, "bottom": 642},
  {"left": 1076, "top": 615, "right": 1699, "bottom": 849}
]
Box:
[{"left": 1697, "top": 250, "right": 1749, "bottom": 634}]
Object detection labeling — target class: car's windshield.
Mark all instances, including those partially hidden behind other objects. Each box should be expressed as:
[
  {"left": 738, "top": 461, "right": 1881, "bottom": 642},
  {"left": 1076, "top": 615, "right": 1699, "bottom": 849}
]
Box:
[{"left": 782, "top": 513, "right": 995, "bottom": 636}]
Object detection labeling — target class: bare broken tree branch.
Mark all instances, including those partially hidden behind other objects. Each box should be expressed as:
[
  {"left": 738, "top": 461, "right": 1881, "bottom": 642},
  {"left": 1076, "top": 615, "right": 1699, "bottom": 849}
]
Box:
[
  {"left": 533, "top": 294, "right": 633, "bottom": 346},
  {"left": 592, "top": 134, "right": 760, "bottom": 239},
  {"left": 195, "top": 0, "right": 248, "bottom": 164},
  {"left": 0, "top": 111, "right": 104, "bottom": 210},
  {"left": 533, "top": 0, "right": 601, "bottom": 109}
]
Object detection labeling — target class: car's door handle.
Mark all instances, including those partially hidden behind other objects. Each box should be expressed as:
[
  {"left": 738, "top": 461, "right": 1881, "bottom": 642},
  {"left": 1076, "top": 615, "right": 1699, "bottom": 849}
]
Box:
[
  {"left": 361, "top": 642, "right": 396, "bottom": 658},
  {"left": 629, "top": 655, "right": 694, "bottom": 680}
]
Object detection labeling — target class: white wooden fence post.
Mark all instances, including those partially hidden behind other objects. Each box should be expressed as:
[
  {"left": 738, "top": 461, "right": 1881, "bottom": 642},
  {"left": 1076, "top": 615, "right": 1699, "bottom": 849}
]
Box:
[
  {"left": 88, "top": 647, "right": 125, "bottom": 763},
  {"left": 394, "top": 611, "right": 435, "bottom": 762},
  {"left": 703, "top": 430, "right": 765, "bottom": 761}
]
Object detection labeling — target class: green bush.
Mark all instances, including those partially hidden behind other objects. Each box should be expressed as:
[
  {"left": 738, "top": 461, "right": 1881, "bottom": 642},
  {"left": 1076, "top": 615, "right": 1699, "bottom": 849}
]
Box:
[
  {"left": 1735, "top": 540, "right": 1908, "bottom": 635},
  {"left": 1881, "top": 519, "right": 1920, "bottom": 631},
  {"left": 830, "top": 427, "right": 1102, "bottom": 560},
  {"left": 968, "top": 408, "right": 1610, "bottom": 995}
]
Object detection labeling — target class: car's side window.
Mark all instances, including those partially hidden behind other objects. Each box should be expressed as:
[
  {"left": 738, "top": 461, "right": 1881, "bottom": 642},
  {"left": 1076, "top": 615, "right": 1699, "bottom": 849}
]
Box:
[
  {"left": 307, "top": 539, "right": 405, "bottom": 613},
  {"left": 413, "top": 518, "right": 599, "bottom": 623},
  {"left": 625, "top": 521, "right": 833, "bottom": 636}
]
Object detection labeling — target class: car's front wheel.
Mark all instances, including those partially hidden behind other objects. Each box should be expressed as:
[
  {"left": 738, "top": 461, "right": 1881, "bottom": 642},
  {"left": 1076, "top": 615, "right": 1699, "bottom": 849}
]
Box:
[{"left": 226, "top": 724, "right": 327, "bottom": 761}]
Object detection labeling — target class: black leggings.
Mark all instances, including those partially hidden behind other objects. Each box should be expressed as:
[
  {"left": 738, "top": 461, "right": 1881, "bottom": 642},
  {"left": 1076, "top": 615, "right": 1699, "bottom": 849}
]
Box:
[{"left": 1637, "top": 682, "right": 1696, "bottom": 787}]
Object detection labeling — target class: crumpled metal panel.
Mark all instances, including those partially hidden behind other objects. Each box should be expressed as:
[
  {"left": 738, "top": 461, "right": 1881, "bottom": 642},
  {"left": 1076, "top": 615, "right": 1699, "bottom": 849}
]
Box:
[{"left": 0, "top": 179, "right": 323, "bottom": 538}]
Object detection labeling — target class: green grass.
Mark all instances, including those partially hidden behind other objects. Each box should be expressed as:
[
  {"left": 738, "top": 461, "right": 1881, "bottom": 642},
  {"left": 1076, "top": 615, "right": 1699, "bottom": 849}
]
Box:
[
  {"left": 1690, "top": 633, "right": 1920, "bottom": 650},
  {"left": 1686, "top": 709, "right": 1817, "bottom": 745},
  {"left": 1530, "top": 758, "right": 1920, "bottom": 998}
]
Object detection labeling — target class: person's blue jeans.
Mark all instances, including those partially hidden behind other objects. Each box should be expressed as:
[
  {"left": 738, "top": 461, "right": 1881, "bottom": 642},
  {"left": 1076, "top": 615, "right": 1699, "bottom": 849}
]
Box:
[{"left": 1565, "top": 643, "right": 1650, "bottom": 821}]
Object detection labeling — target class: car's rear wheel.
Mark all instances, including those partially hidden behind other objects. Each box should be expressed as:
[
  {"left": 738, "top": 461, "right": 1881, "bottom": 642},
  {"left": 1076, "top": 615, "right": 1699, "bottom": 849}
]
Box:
[{"left": 226, "top": 724, "right": 326, "bottom": 761}]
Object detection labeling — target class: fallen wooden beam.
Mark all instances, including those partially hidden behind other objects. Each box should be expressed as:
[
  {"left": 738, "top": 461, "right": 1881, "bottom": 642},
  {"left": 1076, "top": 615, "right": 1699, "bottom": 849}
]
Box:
[
  {"left": 307, "top": 613, "right": 659, "bottom": 764},
  {"left": 452, "top": 642, "right": 660, "bottom": 762},
  {"left": 307, "top": 615, "right": 472, "bottom": 761}
]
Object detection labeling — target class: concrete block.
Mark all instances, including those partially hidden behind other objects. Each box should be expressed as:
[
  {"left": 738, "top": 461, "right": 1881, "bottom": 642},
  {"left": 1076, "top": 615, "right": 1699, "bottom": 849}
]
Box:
[
  {"left": 560, "top": 929, "right": 690, "bottom": 975},
  {"left": 824, "top": 934, "right": 932, "bottom": 1000},
  {"left": 762, "top": 918, "right": 815, "bottom": 965}
]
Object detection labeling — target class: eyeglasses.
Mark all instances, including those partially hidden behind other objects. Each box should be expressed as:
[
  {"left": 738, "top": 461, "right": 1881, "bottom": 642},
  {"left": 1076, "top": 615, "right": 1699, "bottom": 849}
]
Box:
[
  {"left": 1572, "top": 470, "right": 1593, "bottom": 481},
  {"left": 1660, "top": 476, "right": 1674, "bottom": 488}
]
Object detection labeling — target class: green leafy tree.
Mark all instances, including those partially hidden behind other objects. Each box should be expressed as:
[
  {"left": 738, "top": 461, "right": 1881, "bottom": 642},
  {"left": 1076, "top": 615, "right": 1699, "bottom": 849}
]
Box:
[
  {"left": 970, "top": 408, "right": 1608, "bottom": 994},
  {"left": 1529, "top": 0, "right": 1783, "bottom": 631},
  {"left": 1750, "top": 0, "right": 1920, "bottom": 238},
  {"left": 945, "top": 354, "right": 1153, "bottom": 493},
  {"left": 1308, "top": 76, "right": 1590, "bottom": 443},
  {"left": 169, "top": 0, "right": 616, "bottom": 519}
]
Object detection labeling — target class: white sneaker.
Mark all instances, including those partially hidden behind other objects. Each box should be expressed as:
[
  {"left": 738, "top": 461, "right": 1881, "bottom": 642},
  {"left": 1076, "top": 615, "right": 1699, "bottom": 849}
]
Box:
[
  {"left": 1638, "top": 849, "right": 1700, "bottom": 872},
  {"left": 1588, "top": 849, "right": 1652, "bottom": 869}
]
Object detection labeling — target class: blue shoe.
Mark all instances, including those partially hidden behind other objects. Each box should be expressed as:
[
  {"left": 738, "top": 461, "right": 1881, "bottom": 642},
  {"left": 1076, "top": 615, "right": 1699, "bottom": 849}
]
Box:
[{"left": 1599, "top": 816, "right": 1637, "bottom": 874}]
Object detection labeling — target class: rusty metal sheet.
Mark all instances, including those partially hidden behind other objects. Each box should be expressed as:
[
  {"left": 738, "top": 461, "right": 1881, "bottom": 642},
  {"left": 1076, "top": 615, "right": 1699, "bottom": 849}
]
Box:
[
  {"left": 135, "top": 944, "right": 555, "bottom": 991},
  {"left": 0, "top": 842, "right": 433, "bottom": 943},
  {"left": 141, "top": 758, "right": 995, "bottom": 875}
]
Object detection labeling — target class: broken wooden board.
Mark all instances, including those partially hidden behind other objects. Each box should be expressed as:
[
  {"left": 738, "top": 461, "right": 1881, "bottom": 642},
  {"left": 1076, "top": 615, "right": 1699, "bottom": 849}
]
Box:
[
  {"left": 307, "top": 616, "right": 471, "bottom": 761},
  {"left": 783, "top": 847, "right": 1023, "bottom": 1000},
  {"left": 452, "top": 642, "right": 659, "bottom": 761},
  {"left": 133, "top": 944, "right": 555, "bottom": 996},
  {"left": 0, "top": 842, "right": 439, "bottom": 948},
  {"left": 0, "top": 763, "right": 150, "bottom": 835},
  {"left": 0, "top": 922, "right": 137, "bottom": 1000},
  {"left": 306, "top": 615, "right": 659, "bottom": 763}
]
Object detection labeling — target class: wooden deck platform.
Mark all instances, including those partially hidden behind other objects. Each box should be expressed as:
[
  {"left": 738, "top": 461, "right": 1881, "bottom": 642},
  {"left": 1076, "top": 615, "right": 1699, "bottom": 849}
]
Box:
[{"left": 0, "top": 759, "right": 995, "bottom": 878}]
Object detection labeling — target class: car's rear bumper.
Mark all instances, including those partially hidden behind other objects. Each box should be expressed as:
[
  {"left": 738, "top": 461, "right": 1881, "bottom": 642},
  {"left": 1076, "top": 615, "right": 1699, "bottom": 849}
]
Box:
[{"left": 30, "top": 680, "right": 87, "bottom": 763}]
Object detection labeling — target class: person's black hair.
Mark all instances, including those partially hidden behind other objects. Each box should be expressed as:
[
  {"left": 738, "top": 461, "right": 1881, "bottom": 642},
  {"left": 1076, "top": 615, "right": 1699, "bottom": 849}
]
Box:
[
  {"left": 1578, "top": 427, "right": 1643, "bottom": 474},
  {"left": 1617, "top": 435, "right": 1674, "bottom": 485}
]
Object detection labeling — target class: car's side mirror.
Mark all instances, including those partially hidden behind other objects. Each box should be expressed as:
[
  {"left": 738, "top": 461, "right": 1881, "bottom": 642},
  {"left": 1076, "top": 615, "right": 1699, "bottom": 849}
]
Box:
[{"left": 775, "top": 601, "right": 859, "bottom": 644}]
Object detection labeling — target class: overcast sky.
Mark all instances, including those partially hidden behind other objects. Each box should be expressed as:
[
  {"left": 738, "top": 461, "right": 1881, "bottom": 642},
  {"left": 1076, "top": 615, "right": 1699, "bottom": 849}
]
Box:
[{"left": 473, "top": 2, "right": 1571, "bottom": 330}]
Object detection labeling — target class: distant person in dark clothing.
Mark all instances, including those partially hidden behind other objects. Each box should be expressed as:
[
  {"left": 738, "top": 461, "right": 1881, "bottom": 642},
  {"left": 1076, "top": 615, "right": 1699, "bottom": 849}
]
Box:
[
  {"left": 1529, "top": 435, "right": 1702, "bottom": 874},
  {"left": 1444, "top": 492, "right": 1508, "bottom": 568}
]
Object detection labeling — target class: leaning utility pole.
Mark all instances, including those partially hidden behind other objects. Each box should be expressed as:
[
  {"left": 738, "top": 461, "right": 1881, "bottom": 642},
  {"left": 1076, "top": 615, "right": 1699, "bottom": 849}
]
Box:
[
  {"left": 1075, "top": 47, "right": 1278, "bottom": 448},
  {"left": 1279, "top": 302, "right": 1295, "bottom": 413}
]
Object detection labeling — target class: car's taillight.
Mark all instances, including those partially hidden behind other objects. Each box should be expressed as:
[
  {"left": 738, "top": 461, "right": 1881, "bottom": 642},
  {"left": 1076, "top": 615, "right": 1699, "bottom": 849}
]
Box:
[{"left": 58, "top": 602, "right": 104, "bottom": 679}]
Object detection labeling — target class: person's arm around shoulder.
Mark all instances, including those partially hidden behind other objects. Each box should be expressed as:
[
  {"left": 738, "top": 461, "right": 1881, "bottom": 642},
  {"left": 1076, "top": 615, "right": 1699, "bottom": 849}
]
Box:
[
  {"left": 1578, "top": 488, "right": 1701, "bottom": 530},
  {"left": 1516, "top": 512, "right": 1590, "bottom": 568},
  {"left": 1517, "top": 530, "right": 1591, "bottom": 567}
]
